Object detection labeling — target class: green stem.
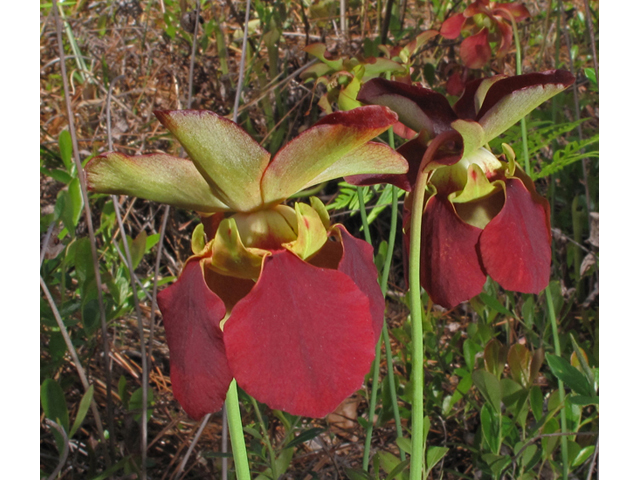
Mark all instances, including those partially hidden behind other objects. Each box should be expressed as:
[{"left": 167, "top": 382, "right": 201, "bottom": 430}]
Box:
[
  {"left": 546, "top": 289, "right": 569, "bottom": 480},
  {"left": 408, "top": 131, "right": 459, "bottom": 480},
  {"left": 250, "top": 397, "right": 278, "bottom": 479},
  {"left": 510, "top": 13, "right": 530, "bottom": 176},
  {"left": 226, "top": 380, "right": 252, "bottom": 480}
]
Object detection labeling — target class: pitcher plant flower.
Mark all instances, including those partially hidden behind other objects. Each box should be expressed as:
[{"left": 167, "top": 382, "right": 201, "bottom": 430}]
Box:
[
  {"left": 86, "top": 106, "right": 408, "bottom": 418},
  {"left": 440, "top": 0, "right": 530, "bottom": 69},
  {"left": 351, "top": 70, "right": 574, "bottom": 308}
]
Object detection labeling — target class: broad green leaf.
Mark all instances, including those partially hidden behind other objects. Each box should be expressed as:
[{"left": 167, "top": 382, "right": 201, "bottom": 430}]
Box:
[
  {"left": 472, "top": 370, "right": 502, "bottom": 413},
  {"left": 545, "top": 353, "right": 593, "bottom": 397},
  {"left": 572, "top": 445, "right": 595, "bottom": 467},
  {"left": 344, "top": 467, "right": 373, "bottom": 480},
  {"left": 542, "top": 418, "right": 560, "bottom": 457},
  {"left": 70, "top": 385, "right": 94, "bottom": 437},
  {"left": 377, "top": 451, "right": 403, "bottom": 478},
  {"left": 385, "top": 458, "right": 410, "bottom": 480},
  {"left": 41, "top": 166, "right": 72, "bottom": 184},
  {"left": 481, "top": 453, "right": 511, "bottom": 476}
]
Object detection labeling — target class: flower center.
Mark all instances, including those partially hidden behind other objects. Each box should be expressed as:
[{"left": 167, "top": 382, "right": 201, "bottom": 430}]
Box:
[{"left": 231, "top": 205, "right": 298, "bottom": 251}]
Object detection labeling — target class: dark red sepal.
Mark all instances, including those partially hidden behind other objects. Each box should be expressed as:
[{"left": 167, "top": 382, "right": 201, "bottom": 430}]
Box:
[
  {"left": 479, "top": 178, "right": 551, "bottom": 294},
  {"left": 421, "top": 195, "right": 486, "bottom": 309},
  {"left": 157, "top": 258, "right": 233, "bottom": 420},
  {"left": 223, "top": 251, "right": 376, "bottom": 417}
]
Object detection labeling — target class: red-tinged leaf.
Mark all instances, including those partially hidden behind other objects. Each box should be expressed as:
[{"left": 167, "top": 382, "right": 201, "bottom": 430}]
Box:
[
  {"left": 334, "top": 225, "right": 385, "bottom": 340},
  {"left": 357, "top": 79, "right": 458, "bottom": 136},
  {"left": 479, "top": 178, "right": 551, "bottom": 294},
  {"left": 508, "top": 343, "right": 532, "bottom": 387},
  {"left": 484, "top": 339, "right": 508, "bottom": 378},
  {"left": 155, "top": 110, "right": 271, "bottom": 212},
  {"left": 421, "top": 195, "right": 486, "bottom": 309},
  {"left": 440, "top": 13, "right": 466, "bottom": 39},
  {"left": 158, "top": 259, "right": 233, "bottom": 419},
  {"left": 299, "top": 142, "right": 408, "bottom": 191},
  {"left": 460, "top": 28, "right": 491, "bottom": 69},
  {"left": 261, "top": 106, "right": 397, "bottom": 204},
  {"left": 224, "top": 250, "right": 376, "bottom": 417},
  {"left": 475, "top": 70, "right": 575, "bottom": 141},
  {"left": 85, "top": 152, "right": 230, "bottom": 212}
]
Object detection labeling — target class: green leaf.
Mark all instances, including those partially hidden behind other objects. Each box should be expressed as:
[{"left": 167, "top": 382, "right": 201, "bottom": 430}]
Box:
[
  {"left": 69, "top": 385, "right": 94, "bottom": 437},
  {"left": 478, "top": 292, "right": 511, "bottom": 316},
  {"left": 483, "top": 339, "right": 508, "bottom": 378},
  {"left": 377, "top": 451, "right": 403, "bottom": 479},
  {"left": 545, "top": 353, "right": 594, "bottom": 397},
  {"left": 82, "top": 298, "right": 101, "bottom": 335},
  {"left": 41, "top": 379, "right": 70, "bottom": 453},
  {"left": 530, "top": 386, "right": 543, "bottom": 422},
  {"left": 41, "top": 166, "right": 72, "bottom": 184},
  {"left": 480, "top": 404, "right": 501, "bottom": 455},
  {"left": 472, "top": 370, "right": 502, "bottom": 413},
  {"left": 118, "top": 375, "right": 129, "bottom": 410},
  {"left": 58, "top": 130, "right": 73, "bottom": 172},
  {"left": 396, "top": 436, "right": 412, "bottom": 454},
  {"left": 542, "top": 418, "right": 560, "bottom": 457},
  {"left": 584, "top": 68, "right": 597, "bottom": 86},
  {"left": 426, "top": 446, "right": 449, "bottom": 471},
  {"left": 508, "top": 343, "right": 532, "bottom": 388},
  {"left": 385, "top": 459, "right": 410, "bottom": 480},
  {"left": 128, "top": 387, "right": 154, "bottom": 422},
  {"left": 284, "top": 427, "right": 326, "bottom": 449},
  {"left": 572, "top": 445, "right": 595, "bottom": 467},
  {"left": 344, "top": 467, "right": 373, "bottom": 480}
]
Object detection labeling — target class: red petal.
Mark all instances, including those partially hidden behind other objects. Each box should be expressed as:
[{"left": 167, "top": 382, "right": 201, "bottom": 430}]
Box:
[
  {"left": 440, "top": 13, "right": 466, "bottom": 39},
  {"left": 479, "top": 178, "right": 551, "bottom": 294},
  {"left": 421, "top": 195, "right": 486, "bottom": 308},
  {"left": 224, "top": 251, "right": 376, "bottom": 417},
  {"left": 453, "top": 78, "right": 484, "bottom": 119},
  {"left": 335, "top": 225, "right": 385, "bottom": 340},
  {"left": 460, "top": 29, "right": 492, "bottom": 69},
  {"left": 157, "top": 259, "right": 233, "bottom": 419}
]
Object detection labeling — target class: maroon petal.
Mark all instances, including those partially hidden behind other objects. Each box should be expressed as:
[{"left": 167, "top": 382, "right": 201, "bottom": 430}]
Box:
[
  {"left": 494, "top": 18, "right": 513, "bottom": 56},
  {"left": 479, "top": 178, "right": 551, "bottom": 294},
  {"left": 440, "top": 13, "right": 466, "bottom": 39},
  {"left": 421, "top": 195, "right": 486, "bottom": 309},
  {"left": 460, "top": 29, "right": 492, "bottom": 70},
  {"left": 157, "top": 259, "right": 233, "bottom": 419},
  {"left": 334, "top": 225, "right": 385, "bottom": 340},
  {"left": 224, "top": 251, "right": 376, "bottom": 417},
  {"left": 357, "top": 78, "right": 458, "bottom": 136},
  {"left": 453, "top": 78, "right": 485, "bottom": 119}
]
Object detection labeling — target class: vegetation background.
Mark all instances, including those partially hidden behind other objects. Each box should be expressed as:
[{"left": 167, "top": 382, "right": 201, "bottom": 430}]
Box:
[{"left": 26, "top": 0, "right": 625, "bottom": 478}]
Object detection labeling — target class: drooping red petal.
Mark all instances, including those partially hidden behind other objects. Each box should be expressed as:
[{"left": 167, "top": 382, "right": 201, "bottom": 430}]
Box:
[
  {"left": 157, "top": 259, "right": 233, "bottom": 420},
  {"left": 479, "top": 178, "right": 551, "bottom": 294},
  {"left": 334, "top": 225, "right": 385, "bottom": 340},
  {"left": 440, "top": 13, "right": 466, "bottom": 39},
  {"left": 421, "top": 195, "right": 486, "bottom": 309},
  {"left": 224, "top": 251, "right": 376, "bottom": 418},
  {"left": 460, "top": 28, "right": 492, "bottom": 70},
  {"left": 494, "top": 18, "right": 513, "bottom": 56}
]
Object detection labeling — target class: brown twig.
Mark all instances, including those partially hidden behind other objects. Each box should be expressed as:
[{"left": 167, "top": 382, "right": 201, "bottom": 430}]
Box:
[{"left": 50, "top": 0, "right": 116, "bottom": 462}]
